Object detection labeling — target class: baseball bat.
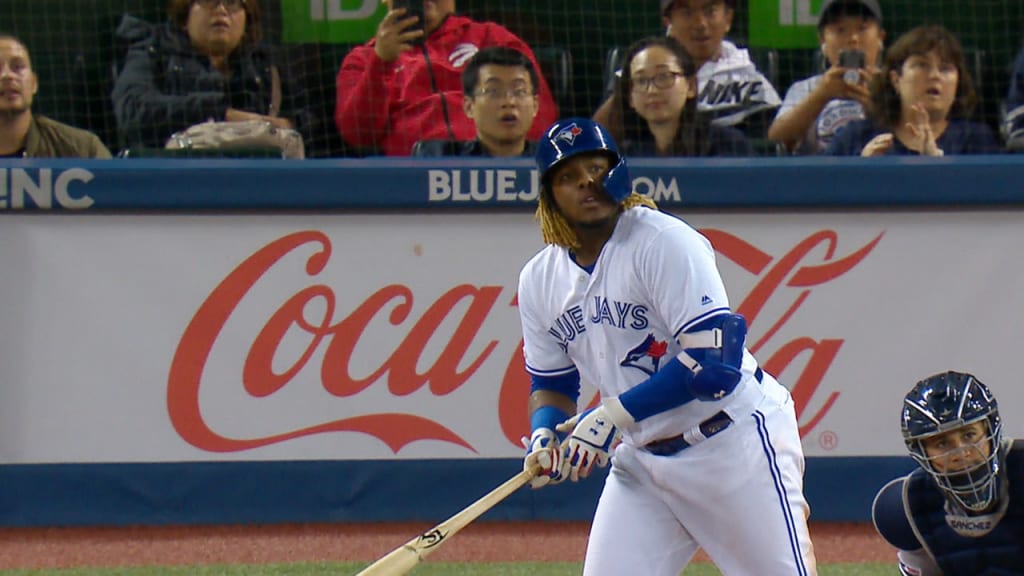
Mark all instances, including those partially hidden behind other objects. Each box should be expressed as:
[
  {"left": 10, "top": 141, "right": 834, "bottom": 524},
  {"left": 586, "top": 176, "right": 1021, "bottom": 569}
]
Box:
[{"left": 354, "top": 465, "right": 541, "bottom": 576}]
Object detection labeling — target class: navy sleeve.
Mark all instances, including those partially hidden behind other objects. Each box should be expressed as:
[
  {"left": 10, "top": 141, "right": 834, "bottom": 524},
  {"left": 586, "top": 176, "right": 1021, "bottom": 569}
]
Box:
[
  {"left": 710, "top": 125, "right": 754, "bottom": 157},
  {"left": 824, "top": 120, "right": 870, "bottom": 156},
  {"left": 966, "top": 122, "right": 1002, "bottom": 154},
  {"left": 872, "top": 477, "right": 924, "bottom": 551}
]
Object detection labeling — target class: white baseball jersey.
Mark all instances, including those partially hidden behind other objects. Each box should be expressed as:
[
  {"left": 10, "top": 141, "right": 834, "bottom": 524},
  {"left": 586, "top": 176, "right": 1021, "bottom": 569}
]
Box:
[
  {"left": 519, "top": 206, "right": 818, "bottom": 576},
  {"left": 518, "top": 207, "right": 760, "bottom": 446}
]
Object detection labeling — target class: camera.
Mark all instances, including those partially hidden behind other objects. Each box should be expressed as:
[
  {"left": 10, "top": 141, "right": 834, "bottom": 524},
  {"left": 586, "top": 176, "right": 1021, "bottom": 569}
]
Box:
[
  {"left": 391, "top": 0, "right": 426, "bottom": 43},
  {"left": 838, "top": 49, "right": 866, "bottom": 85}
]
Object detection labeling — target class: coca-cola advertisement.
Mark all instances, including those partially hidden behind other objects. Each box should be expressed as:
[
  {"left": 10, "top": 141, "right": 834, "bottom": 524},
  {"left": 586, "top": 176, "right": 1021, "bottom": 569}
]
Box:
[{"left": 1, "top": 211, "right": 1022, "bottom": 464}]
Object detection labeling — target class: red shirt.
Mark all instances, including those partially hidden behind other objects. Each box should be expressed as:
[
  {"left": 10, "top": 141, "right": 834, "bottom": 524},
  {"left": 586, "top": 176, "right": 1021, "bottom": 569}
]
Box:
[{"left": 335, "top": 15, "right": 558, "bottom": 156}]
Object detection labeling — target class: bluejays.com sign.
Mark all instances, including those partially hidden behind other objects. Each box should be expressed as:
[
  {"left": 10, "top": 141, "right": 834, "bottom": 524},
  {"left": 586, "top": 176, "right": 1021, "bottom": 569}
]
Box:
[{"left": 426, "top": 169, "right": 683, "bottom": 203}]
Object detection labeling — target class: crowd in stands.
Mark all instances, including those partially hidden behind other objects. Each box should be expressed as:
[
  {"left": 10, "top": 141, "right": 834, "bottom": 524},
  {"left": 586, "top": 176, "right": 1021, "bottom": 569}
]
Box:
[{"left": 2, "top": 0, "right": 1023, "bottom": 159}]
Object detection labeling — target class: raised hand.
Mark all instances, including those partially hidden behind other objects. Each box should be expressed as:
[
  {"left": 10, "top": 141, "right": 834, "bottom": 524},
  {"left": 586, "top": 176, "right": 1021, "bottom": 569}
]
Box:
[
  {"left": 373, "top": 7, "right": 424, "bottom": 63},
  {"left": 905, "top": 103, "right": 944, "bottom": 156},
  {"left": 816, "top": 66, "right": 872, "bottom": 106}
]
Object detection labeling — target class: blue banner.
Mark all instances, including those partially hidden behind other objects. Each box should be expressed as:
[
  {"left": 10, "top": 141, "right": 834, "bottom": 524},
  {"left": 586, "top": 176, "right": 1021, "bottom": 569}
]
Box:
[{"left": 0, "top": 156, "right": 1020, "bottom": 211}]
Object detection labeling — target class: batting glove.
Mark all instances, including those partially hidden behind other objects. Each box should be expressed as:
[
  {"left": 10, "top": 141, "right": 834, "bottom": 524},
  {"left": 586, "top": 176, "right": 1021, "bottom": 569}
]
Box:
[
  {"left": 521, "top": 428, "right": 567, "bottom": 489},
  {"left": 556, "top": 406, "right": 621, "bottom": 482}
]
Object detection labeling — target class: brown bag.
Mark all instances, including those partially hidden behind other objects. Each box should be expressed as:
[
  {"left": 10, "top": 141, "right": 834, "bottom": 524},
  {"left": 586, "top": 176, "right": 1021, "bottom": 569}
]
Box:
[
  {"left": 164, "top": 66, "right": 305, "bottom": 159},
  {"left": 165, "top": 119, "right": 305, "bottom": 158}
]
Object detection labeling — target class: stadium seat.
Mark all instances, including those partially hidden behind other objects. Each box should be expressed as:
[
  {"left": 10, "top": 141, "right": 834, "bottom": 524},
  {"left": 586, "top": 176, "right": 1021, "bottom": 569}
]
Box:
[
  {"left": 747, "top": 46, "right": 780, "bottom": 91},
  {"left": 603, "top": 46, "right": 622, "bottom": 97},
  {"left": 531, "top": 45, "right": 574, "bottom": 112}
]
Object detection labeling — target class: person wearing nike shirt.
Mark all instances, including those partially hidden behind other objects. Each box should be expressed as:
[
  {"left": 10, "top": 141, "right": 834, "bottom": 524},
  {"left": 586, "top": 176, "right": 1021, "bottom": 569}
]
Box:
[
  {"left": 594, "top": 0, "right": 781, "bottom": 143},
  {"left": 335, "top": 0, "right": 558, "bottom": 156}
]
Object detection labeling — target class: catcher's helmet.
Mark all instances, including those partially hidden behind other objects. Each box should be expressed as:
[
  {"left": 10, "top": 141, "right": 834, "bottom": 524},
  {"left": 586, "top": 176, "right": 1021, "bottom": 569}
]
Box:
[
  {"left": 901, "top": 371, "right": 1003, "bottom": 512},
  {"left": 534, "top": 118, "right": 632, "bottom": 203}
]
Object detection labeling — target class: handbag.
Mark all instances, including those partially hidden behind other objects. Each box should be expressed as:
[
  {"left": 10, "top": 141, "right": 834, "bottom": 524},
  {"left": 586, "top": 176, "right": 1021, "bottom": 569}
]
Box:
[
  {"left": 164, "top": 66, "right": 305, "bottom": 159},
  {"left": 165, "top": 119, "right": 305, "bottom": 159}
]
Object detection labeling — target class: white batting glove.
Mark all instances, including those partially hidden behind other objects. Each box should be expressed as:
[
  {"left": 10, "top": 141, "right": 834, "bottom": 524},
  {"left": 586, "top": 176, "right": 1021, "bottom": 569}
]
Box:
[
  {"left": 556, "top": 406, "right": 621, "bottom": 482},
  {"left": 521, "top": 428, "right": 566, "bottom": 489}
]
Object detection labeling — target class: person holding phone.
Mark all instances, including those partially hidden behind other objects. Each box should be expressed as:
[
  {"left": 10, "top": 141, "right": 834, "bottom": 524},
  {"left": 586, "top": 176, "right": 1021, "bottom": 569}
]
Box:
[
  {"left": 825, "top": 25, "right": 1000, "bottom": 157},
  {"left": 768, "top": 0, "right": 884, "bottom": 154},
  {"left": 335, "top": 0, "right": 558, "bottom": 156}
]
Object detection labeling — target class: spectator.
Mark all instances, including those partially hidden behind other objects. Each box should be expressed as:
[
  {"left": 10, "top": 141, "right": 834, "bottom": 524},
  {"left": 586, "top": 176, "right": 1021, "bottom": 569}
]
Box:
[
  {"left": 826, "top": 25, "right": 1000, "bottom": 156},
  {"left": 413, "top": 46, "right": 538, "bottom": 157},
  {"left": 768, "top": 0, "right": 885, "bottom": 154},
  {"left": 112, "top": 0, "right": 311, "bottom": 150},
  {"left": 0, "top": 35, "right": 110, "bottom": 158},
  {"left": 607, "top": 36, "right": 751, "bottom": 157},
  {"left": 1005, "top": 45, "right": 1024, "bottom": 151},
  {"left": 595, "top": 0, "right": 781, "bottom": 140},
  {"left": 335, "top": 0, "right": 558, "bottom": 156}
]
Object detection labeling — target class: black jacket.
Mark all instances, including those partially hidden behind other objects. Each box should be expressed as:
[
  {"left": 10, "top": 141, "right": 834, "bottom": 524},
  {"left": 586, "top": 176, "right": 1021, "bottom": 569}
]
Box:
[{"left": 111, "top": 15, "right": 311, "bottom": 149}]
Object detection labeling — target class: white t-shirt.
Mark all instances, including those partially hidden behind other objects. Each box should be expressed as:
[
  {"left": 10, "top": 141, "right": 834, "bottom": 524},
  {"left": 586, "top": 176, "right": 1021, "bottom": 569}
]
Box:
[
  {"left": 517, "top": 208, "right": 761, "bottom": 447},
  {"left": 697, "top": 40, "right": 782, "bottom": 127},
  {"left": 776, "top": 74, "right": 866, "bottom": 154}
]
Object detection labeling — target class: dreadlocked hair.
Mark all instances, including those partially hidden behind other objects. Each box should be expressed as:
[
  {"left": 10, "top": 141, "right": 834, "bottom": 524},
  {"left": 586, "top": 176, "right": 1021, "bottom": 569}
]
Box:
[{"left": 536, "top": 192, "right": 657, "bottom": 248}]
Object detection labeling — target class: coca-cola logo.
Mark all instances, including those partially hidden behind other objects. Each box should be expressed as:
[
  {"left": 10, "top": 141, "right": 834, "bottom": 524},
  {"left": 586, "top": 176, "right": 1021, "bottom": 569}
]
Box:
[{"left": 168, "top": 228, "right": 884, "bottom": 453}]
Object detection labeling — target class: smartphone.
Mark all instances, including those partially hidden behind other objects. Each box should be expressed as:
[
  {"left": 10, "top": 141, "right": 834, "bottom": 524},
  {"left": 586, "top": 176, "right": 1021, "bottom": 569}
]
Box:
[
  {"left": 838, "top": 49, "right": 866, "bottom": 84},
  {"left": 391, "top": 0, "right": 425, "bottom": 43}
]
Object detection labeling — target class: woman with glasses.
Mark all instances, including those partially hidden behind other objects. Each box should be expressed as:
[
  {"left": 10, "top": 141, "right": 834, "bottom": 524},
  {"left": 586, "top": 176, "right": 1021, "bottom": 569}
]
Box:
[
  {"left": 112, "top": 0, "right": 311, "bottom": 152},
  {"left": 607, "top": 36, "right": 751, "bottom": 157}
]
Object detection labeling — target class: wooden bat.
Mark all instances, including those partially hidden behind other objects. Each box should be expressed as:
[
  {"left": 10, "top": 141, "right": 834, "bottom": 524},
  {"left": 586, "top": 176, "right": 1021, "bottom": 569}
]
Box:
[{"left": 354, "top": 465, "right": 541, "bottom": 575}]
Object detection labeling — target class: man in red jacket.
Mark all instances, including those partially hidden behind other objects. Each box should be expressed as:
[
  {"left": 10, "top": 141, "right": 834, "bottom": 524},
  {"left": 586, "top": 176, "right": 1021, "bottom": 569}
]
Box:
[{"left": 335, "top": 0, "right": 558, "bottom": 156}]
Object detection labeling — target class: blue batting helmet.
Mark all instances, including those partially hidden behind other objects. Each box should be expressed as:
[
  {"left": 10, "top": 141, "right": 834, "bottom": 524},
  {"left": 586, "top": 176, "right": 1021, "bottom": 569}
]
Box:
[
  {"left": 534, "top": 118, "right": 632, "bottom": 203},
  {"left": 901, "top": 371, "right": 1004, "bottom": 512}
]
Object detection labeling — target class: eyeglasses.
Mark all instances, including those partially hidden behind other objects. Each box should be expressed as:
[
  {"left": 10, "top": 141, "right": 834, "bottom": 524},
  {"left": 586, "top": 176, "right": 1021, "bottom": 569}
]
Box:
[
  {"left": 631, "top": 71, "right": 685, "bottom": 92},
  {"left": 193, "top": 0, "right": 246, "bottom": 11},
  {"left": 475, "top": 87, "right": 535, "bottom": 101}
]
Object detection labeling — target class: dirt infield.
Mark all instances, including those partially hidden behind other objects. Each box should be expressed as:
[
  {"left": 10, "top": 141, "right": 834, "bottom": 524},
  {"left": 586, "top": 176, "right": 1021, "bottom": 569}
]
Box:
[{"left": 0, "top": 522, "right": 891, "bottom": 570}]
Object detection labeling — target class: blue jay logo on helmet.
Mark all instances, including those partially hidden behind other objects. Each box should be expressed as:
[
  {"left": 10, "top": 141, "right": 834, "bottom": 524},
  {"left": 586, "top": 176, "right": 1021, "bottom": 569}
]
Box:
[
  {"left": 534, "top": 118, "right": 634, "bottom": 203},
  {"left": 554, "top": 123, "right": 584, "bottom": 146}
]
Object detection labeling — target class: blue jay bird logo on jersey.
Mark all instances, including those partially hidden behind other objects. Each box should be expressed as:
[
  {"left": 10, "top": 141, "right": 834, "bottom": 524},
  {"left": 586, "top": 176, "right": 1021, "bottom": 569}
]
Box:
[
  {"left": 620, "top": 333, "right": 669, "bottom": 376},
  {"left": 554, "top": 123, "right": 583, "bottom": 146}
]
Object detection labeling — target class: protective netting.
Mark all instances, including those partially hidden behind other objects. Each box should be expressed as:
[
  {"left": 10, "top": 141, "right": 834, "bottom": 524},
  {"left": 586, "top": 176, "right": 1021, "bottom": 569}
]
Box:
[{"left": 3, "top": 0, "right": 1022, "bottom": 157}]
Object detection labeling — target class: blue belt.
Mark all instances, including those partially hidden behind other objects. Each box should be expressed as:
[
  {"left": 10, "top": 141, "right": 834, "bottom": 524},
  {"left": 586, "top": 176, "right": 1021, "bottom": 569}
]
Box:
[{"left": 643, "top": 367, "right": 763, "bottom": 457}]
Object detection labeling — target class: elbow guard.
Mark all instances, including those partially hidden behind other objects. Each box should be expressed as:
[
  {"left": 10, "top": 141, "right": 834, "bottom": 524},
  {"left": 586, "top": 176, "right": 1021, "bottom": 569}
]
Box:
[{"left": 677, "top": 313, "right": 747, "bottom": 401}]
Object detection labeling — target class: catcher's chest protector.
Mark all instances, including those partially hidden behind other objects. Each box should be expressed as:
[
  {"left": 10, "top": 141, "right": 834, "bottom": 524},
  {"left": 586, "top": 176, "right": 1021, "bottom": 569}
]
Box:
[{"left": 906, "top": 441, "right": 1024, "bottom": 575}]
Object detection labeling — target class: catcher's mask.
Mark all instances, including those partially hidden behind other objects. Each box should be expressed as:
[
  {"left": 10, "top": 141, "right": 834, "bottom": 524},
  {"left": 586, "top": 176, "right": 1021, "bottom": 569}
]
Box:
[{"left": 901, "top": 371, "right": 1004, "bottom": 512}]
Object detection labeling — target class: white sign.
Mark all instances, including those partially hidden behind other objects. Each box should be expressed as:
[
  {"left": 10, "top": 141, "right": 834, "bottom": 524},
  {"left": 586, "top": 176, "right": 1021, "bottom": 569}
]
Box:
[{"left": 1, "top": 211, "right": 1021, "bottom": 463}]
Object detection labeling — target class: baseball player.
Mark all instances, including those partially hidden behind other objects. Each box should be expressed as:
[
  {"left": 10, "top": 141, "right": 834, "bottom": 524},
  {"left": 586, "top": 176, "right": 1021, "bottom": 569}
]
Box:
[
  {"left": 518, "top": 117, "right": 817, "bottom": 576},
  {"left": 872, "top": 371, "right": 1024, "bottom": 575}
]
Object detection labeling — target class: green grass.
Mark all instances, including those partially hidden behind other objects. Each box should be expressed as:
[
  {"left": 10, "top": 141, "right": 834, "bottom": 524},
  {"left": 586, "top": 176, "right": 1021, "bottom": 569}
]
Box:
[{"left": 0, "top": 562, "right": 893, "bottom": 576}]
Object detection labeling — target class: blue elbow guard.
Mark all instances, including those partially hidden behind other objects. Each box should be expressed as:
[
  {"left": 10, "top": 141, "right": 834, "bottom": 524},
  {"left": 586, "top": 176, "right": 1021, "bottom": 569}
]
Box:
[{"left": 678, "top": 313, "right": 746, "bottom": 401}]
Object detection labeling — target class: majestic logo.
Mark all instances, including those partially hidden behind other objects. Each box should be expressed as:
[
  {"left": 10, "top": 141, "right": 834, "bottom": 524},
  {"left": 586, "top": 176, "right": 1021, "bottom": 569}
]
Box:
[
  {"left": 554, "top": 123, "right": 583, "bottom": 146},
  {"left": 620, "top": 333, "right": 669, "bottom": 376},
  {"left": 700, "top": 295, "right": 713, "bottom": 306},
  {"left": 449, "top": 43, "right": 479, "bottom": 68}
]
